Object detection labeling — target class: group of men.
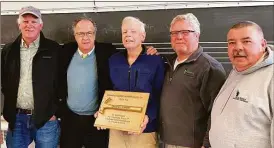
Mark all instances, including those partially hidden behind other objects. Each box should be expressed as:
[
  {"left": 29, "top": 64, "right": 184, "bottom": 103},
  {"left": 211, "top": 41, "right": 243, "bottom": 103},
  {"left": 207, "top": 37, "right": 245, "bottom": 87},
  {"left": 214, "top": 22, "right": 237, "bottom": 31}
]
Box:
[{"left": 0, "top": 5, "right": 273, "bottom": 148}]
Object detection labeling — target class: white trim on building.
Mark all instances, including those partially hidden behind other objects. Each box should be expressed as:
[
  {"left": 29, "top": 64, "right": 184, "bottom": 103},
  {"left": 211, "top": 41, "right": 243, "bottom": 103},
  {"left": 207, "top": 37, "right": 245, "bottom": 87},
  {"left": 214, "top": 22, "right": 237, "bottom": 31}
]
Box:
[{"left": 1, "top": 1, "right": 273, "bottom": 15}]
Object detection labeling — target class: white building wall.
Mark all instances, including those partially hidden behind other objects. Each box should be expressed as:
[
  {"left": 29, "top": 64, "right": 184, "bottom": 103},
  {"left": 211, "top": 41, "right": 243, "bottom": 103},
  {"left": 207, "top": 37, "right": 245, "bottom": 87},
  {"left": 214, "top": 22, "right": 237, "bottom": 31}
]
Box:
[{"left": 1, "top": 0, "right": 273, "bottom": 15}]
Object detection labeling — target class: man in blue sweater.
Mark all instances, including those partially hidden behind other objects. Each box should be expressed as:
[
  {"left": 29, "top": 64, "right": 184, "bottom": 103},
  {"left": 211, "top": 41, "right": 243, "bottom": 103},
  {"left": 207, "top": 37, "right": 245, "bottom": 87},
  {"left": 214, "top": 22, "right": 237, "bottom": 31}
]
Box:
[{"left": 106, "top": 16, "right": 165, "bottom": 148}]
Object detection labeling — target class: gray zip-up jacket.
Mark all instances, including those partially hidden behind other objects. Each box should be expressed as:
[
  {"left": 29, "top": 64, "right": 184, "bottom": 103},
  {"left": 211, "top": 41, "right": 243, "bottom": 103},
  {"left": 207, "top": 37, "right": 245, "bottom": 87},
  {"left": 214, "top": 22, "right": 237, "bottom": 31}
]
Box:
[
  {"left": 160, "top": 46, "right": 226, "bottom": 148},
  {"left": 210, "top": 45, "right": 274, "bottom": 148}
]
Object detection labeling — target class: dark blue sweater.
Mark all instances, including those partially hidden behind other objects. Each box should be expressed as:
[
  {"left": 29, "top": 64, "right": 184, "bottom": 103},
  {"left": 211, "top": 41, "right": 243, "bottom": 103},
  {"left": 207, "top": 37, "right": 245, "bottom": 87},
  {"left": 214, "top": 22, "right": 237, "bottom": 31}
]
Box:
[{"left": 109, "top": 49, "right": 165, "bottom": 133}]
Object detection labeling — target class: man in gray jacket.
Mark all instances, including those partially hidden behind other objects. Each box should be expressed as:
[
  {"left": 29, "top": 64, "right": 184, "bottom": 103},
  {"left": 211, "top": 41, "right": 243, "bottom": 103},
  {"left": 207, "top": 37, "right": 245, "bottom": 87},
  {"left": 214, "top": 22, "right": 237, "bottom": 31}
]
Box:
[
  {"left": 159, "top": 13, "right": 226, "bottom": 148},
  {"left": 210, "top": 21, "right": 273, "bottom": 148}
]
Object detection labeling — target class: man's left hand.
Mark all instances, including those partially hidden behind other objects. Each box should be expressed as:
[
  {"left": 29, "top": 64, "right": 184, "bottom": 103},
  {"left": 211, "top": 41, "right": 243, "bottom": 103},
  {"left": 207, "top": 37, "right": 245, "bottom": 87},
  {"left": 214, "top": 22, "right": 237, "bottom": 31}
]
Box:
[
  {"left": 93, "top": 111, "right": 107, "bottom": 130},
  {"left": 49, "top": 115, "right": 56, "bottom": 121},
  {"left": 128, "top": 115, "right": 149, "bottom": 135},
  {"left": 146, "top": 46, "right": 159, "bottom": 55}
]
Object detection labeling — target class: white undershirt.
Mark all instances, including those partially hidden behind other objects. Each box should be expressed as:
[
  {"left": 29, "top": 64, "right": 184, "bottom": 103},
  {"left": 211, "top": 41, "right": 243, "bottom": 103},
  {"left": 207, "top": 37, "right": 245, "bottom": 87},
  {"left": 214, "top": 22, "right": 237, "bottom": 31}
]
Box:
[{"left": 173, "top": 58, "right": 187, "bottom": 70}]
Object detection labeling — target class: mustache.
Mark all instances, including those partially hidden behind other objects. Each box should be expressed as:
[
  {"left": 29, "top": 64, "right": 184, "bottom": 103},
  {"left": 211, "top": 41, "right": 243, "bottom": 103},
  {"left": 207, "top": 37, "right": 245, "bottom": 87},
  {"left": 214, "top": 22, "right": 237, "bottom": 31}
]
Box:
[{"left": 233, "top": 51, "right": 246, "bottom": 57}]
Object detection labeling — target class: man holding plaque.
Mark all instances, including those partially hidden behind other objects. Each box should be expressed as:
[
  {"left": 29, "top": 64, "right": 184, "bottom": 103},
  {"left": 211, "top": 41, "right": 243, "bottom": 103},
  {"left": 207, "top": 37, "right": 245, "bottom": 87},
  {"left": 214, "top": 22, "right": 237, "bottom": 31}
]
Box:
[
  {"left": 58, "top": 16, "right": 158, "bottom": 148},
  {"left": 106, "top": 16, "right": 165, "bottom": 148},
  {"left": 159, "top": 13, "right": 226, "bottom": 148}
]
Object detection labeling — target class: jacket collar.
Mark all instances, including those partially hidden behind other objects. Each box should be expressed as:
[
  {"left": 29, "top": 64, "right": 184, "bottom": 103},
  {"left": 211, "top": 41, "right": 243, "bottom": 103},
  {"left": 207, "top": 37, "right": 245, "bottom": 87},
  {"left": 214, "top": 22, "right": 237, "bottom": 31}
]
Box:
[
  {"left": 21, "top": 35, "right": 40, "bottom": 48},
  {"left": 122, "top": 44, "right": 146, "bottom": 58},
  {"left": 168, "top": 45, "right": 203, "bottom": 65},
  {"left": 185, "top": 46, "right": 203, "bottom": 63},
  {"left": 12, "top": 32, "right": 48, "bottom": 52}
]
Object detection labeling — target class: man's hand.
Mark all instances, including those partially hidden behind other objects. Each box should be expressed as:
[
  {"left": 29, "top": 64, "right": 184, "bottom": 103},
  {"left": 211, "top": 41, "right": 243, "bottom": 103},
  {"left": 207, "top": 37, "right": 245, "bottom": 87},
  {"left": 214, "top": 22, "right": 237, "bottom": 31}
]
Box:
[
  {"left": 94, "top": 111, "right": 99, "bottom": 118},
  {"left": 128, "top": 115, "right": 149, "bottom": 135},
  {"left": 49, "top": 115, "right": 56, "bottom": 121},
  {"left": 94, "top": 111, "right": 107, "bottom": 130},
  {"left": 139, "top": 115, "right": 149, "bottom": 133},
  {"left": 146, "top": 46, "right": 159, "bottom": 55}
]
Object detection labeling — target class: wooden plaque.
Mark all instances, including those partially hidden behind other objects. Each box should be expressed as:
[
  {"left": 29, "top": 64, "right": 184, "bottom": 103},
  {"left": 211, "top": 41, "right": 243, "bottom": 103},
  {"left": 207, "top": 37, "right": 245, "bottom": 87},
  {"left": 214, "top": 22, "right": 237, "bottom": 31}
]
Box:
[{"left": 94, "top": 90, "right": 149, "bottom": 133}]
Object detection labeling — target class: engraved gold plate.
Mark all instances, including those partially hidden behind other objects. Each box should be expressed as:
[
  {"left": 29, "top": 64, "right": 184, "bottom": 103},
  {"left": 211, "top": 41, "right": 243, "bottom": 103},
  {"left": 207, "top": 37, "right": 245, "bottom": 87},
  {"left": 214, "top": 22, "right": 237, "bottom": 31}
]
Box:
[{"left": 94, "top": 90, "right": 149, "bottom": 133}]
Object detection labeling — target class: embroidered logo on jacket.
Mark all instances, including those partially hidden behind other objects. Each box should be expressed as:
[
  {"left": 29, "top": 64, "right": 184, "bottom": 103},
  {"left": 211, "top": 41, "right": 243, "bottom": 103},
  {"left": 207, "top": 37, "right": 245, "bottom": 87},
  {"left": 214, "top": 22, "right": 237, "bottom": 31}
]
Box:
[
  {"left": 233, "top": 90, "right": 248, "bottom": 103},
  {"left": 183, "top": 69, "right": 195, "bottom": 78}
]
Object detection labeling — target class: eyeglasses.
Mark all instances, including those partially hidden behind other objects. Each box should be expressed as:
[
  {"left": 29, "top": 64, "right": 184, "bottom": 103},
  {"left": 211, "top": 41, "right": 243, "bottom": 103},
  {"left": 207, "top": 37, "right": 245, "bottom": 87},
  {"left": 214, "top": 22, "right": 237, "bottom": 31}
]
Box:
[
  {"left": 170, "top": 30, "right": 195, "bottom": 37},
  {"left": 75, "top": 31, "right": 95, "bottom": 37}
]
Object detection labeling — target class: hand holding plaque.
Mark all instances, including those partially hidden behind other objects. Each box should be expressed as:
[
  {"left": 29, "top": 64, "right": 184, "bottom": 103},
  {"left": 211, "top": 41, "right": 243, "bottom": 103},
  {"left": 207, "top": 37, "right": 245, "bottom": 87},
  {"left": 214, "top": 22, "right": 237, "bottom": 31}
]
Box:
[{"left": 94, "top": 90, "right": 149, "bottom": 133}]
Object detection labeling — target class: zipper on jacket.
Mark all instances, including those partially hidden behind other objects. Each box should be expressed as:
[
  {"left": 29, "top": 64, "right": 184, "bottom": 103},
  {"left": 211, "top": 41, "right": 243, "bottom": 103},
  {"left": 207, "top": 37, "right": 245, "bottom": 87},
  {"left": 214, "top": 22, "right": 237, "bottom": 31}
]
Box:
[
  {"left": 128, "top": 66, "right": 131, "bottom": 91},
  {"left": 135, "top": 70, "right": 138, "bottom": 87},
  {"left": 165, "top": 56, "right": 187, "bottom": 84},
  {"left": 169, "top": 64, "right": 183, "bottom": 83},
  {"left": 169, "top": 77, "right": 173, "bottom": 82},
  {"left": 165, "top": 57, "right": 174, "bottom": 83}
]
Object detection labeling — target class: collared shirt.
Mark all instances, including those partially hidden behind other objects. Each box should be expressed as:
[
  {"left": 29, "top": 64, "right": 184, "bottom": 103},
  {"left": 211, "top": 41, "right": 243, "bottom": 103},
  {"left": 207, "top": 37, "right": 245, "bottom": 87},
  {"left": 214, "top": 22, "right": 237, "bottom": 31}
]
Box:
[
  {"left": 17, "top": 35, "right": 40, "bottom": 109},
  {"left": 173, "top": 57, "right": 187, "bottom": 70},
  {"left": 78, "top": 46, "right": 95, "bottom": 59}
]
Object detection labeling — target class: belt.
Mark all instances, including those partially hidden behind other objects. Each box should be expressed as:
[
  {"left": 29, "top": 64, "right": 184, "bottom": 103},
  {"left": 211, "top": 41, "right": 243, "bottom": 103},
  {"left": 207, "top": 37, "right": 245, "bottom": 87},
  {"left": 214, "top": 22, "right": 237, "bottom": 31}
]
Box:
[{"left": 16, "top": 108, "right": 34, "bottom": 115}]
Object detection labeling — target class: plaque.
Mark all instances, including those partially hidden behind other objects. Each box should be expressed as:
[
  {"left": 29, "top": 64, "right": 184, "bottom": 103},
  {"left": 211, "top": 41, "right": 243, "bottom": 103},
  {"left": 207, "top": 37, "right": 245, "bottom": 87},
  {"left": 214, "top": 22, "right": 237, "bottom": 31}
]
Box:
[{"left": 94, "top": 90, "right": 149, "bottom": 133}]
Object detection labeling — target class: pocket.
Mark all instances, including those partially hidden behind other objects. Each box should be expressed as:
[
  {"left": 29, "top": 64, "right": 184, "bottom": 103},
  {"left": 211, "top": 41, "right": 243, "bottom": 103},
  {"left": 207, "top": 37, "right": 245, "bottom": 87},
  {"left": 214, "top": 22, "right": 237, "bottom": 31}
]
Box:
[
  {"left": 133, "top": 132, "right": 157, "bottom": 147},
  {"left": 41, "top": 120, "right": 59, "bottom": 132},
  {"left": 148, "top": 132, "right": 157, "bottom": 144},
  {"left": 137, "top": 71, "right": 151, "bottom": 91},
  {"left": 110, "top": 67, "right": 128, "bottom": 89},
  {"left": 42, "top": 56, "right": 52, "bottom": 59},
  {"left": 36, "top": 120, "right": 60, "bottom": 144}
]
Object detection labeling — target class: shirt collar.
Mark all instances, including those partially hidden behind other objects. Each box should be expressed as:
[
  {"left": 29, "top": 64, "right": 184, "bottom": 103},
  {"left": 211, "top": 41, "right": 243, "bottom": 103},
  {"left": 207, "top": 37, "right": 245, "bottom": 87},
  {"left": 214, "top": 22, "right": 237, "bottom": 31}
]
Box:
[
  {"left": 78, "top": 46, "right": 95, "bottom": 56},
  {"left": 175, "top": 57, "right": 188, "bottom": 64},
  {"left": 169, "top": 45, "right": 202, "bottom": 66},
  {"left": 184, "top": 46, "right": 202, "bottom": 63},
  {"left": 20, "top": 35, "right": 40, "bottom": 48},
  {"left": 122, "top": 44, "right": 146, "bottom": 58}
]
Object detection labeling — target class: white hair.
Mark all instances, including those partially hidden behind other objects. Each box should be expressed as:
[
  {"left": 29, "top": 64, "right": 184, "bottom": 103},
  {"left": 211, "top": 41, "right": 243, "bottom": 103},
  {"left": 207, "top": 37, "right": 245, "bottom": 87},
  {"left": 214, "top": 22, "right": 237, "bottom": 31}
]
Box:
[
  {"left": 122, "top": 16, "right": 146, "bottom": 33},
  {"left": 17, "top": 15, "right": 43, "bottom": 24},
  {"left": 170, "top": 13, "right": 200, "bottom": 34}
]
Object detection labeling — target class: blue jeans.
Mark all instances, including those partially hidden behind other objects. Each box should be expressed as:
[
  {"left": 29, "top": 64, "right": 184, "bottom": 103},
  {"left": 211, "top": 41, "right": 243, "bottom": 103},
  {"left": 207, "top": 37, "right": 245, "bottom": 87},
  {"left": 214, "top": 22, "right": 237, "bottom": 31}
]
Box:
[{"left": 6, "top": 114, "right": 60, "bottom": 148}]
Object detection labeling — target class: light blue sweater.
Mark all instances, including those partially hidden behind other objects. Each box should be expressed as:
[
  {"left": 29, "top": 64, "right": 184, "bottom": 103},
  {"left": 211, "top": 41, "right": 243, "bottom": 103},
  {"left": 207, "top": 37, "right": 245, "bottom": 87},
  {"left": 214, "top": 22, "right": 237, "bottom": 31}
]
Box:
[{"left": 67, "top": 50, "right": 98, "bottom": 115}]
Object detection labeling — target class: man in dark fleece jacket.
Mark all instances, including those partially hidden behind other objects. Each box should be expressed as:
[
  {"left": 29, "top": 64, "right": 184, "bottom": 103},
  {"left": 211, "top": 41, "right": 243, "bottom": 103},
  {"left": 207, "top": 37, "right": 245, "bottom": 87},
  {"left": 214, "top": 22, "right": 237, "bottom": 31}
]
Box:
[{"left": 159, "top": 13, "right": 226, "bottom": 148}]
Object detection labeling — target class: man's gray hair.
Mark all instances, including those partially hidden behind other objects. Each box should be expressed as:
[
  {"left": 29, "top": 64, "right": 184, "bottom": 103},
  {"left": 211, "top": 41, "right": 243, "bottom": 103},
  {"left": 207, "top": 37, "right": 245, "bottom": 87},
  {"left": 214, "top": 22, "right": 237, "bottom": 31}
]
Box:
[
  {"left": 122, "top": 16, "right": 146, "bottom": 33},
  {"left": 17, "top": 15, "right": 43, "bottom": 24},
  {"left": 170, "top": 13, "right": 200, "bottom": 34},
  {"left": 72, "top": 16, "right": 97, "bottom": 34}
]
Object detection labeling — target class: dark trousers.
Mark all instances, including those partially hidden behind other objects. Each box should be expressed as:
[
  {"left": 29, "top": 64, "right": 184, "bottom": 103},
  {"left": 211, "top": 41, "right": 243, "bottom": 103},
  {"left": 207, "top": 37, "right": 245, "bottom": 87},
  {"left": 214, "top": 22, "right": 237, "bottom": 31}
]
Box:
[{"left": 60, "top": 107, "right": 109, "bottom": 148}]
